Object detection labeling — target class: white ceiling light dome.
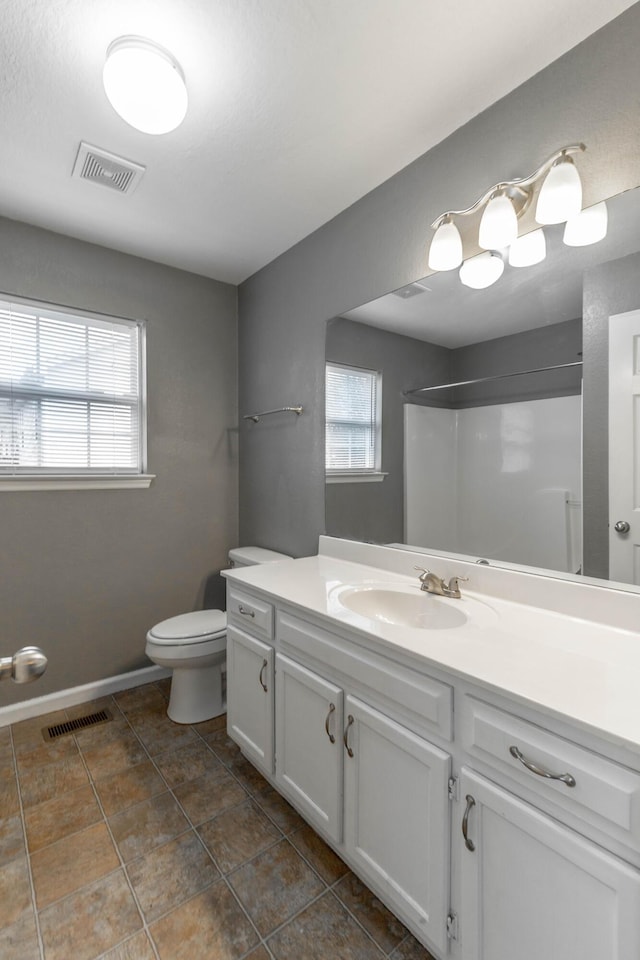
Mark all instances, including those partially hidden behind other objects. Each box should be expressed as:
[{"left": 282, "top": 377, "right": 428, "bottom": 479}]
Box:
[
  {"left": 563, "top": 200, "right": 608, "bottom": 246},
  {"left": 103, "top": 36, "right": 188, "bottom": 135},
  {"left": 508, "top": 228, "right": 546, "bottom": 268},
  {"left": 428, "top": 217, "right": 463, "bottom": 271},
  {"left": 535, "top": 155, "right": 582, "bottom": 225},
  {"left": 479, "top": 193, "right": 518, "bottom": 250}
]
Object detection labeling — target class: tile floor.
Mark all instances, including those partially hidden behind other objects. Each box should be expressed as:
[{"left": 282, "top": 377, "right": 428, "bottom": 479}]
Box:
[{"left": 0, "top": 679, "right": 436, "bottom": 960}]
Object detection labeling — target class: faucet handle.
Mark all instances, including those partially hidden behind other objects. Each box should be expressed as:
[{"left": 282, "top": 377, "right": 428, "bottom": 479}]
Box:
[
  {"left": 413, "top": 566, "right": 431, "bottom": 580},
  {"left": 445, "top": 574, "right": 469, "bottom": 597}
]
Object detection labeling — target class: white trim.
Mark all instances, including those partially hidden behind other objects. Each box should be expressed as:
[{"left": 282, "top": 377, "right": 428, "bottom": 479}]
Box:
[
  {"left": 326, "top": 471, "right": 388, "bottom": 484},
  {"left": 0, "top": 474, "right": 155, "bottom": 491},
  {"left": 0, "top": 664, "right": 171, "bottom": 727}
]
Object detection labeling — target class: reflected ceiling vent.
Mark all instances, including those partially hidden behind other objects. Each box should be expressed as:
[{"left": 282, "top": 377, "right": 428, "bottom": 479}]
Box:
[
  {"left": 72, "top": 142, "right": 145, "bottom": 194},
  {"left": 392, "top": 281, "right": 431, "bottom": 299}
]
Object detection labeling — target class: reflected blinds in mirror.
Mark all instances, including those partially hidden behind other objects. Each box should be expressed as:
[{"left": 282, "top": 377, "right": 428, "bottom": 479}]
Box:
[
  {"left": 0, "top": 297, "right": 144, "bottom": 474},
  {"left": 325, "top": 362, "right": 380, "bottom": 472}
]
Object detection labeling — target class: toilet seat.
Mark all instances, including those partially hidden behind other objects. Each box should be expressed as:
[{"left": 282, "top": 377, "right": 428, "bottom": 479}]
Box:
[{"left": 147, "top": 609, "right": 226, "bottom": 645}]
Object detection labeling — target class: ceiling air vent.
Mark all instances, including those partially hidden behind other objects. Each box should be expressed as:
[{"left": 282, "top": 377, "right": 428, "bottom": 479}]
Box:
[
  {"left": 72, "top": 142, "right": 145, "bottom": 194},
  {"left": 392, "top": 281, "right": 431, "bottom": 299}
]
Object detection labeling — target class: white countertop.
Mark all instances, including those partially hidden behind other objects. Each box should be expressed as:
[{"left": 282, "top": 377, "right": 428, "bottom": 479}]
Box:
[{"left": 224, "top": 542, "right": 640, "bottom": 754}]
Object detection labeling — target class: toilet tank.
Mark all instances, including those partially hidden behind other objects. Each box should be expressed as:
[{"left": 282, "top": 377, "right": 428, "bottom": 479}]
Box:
[{"left": 228, "top": 546, "right": 292, "bottom": 568}]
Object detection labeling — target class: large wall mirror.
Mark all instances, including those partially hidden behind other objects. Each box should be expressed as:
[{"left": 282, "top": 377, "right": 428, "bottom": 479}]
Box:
[{"left": 325, "top": 184, "right": 640, "bottom": 591}]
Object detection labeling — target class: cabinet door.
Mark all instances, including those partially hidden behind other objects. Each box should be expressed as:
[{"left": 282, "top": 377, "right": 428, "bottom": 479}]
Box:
[
  {"left": 275, "top": 654, "right": 343, "bottom": 842},
  {"left": 459, "top": 768, "right": 640, "bottom": 960},
  {"left": 343, "top": 695, "right": 451, "bottom": 954},
  {"left": 226, "top": 625, "right": 274, "bottom": 774}
]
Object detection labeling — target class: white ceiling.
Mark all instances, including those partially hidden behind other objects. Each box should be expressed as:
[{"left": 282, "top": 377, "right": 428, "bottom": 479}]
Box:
[{"left": 0, "top": 0, "right": 636, "bottom": 284}]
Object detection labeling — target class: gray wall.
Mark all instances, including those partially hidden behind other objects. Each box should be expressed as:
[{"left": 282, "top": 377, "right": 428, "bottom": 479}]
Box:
[
  {"left": 583, "top": 251, "right": 640, "bottom": 579},
  {"left": 238, "top": 5, "right": 640, "bottom": 558},
  {"left": 0, "top": 217, "right": 238, "bottom": 706}
]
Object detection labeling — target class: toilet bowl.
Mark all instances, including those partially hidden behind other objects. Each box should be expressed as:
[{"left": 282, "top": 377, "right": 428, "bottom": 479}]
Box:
[{"left": 145, "top": 547, "right": 291, "bottom": 724}]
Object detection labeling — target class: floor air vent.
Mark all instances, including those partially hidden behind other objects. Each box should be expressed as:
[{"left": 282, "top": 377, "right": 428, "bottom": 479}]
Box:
[
  {"left": 43, "top": 708, "right": 113, "bottom": 741},
  {"left": 72, "top": 142, "right": 146, "bottom": 194}
]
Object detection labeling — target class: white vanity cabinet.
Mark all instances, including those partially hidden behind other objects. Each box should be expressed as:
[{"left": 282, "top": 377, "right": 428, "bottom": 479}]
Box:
[{"left": 458, "top": 768, "right": 640, "bottom": 960}]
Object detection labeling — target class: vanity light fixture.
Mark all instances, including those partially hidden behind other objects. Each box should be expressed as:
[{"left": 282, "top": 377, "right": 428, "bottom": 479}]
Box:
[
  {"left": 563, "top": 200, "right": 608, "bottom": 246},
  {"left": 428, "top": 144, "right": 595, "bottom": 290},
  {"left": 459, "top": 251, "right": 504, "bottom": 289},
  {"left": 103, "top": 36, "right": 188, "bottom": 135},
  {"left": 508, "top": 228, "right": 546, "bottom": 268}
]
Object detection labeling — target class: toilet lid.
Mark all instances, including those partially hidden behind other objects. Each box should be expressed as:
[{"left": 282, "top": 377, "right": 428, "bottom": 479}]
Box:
[{"left": 149, "top": 609, "right": 227, "bottom": 643}]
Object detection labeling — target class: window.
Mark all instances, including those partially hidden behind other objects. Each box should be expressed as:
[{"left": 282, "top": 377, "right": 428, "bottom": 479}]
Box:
[
  {"left": 0, "top": 295, "right": 151, "bottom": 489},
  {"left": 325, "top": 362, "right": 384, "bottom": 482}
]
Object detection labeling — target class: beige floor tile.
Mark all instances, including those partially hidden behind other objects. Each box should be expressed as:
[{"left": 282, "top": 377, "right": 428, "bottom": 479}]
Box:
[
  {"left": 390, "top": 935, "right": 438, "bottom": 960},
  {"left": 289, "top": 824, "right": 349, "bottom": 885},
  {"left": 109, "top": 792, "right": 189, "bottom": 862},
  {"left": 154, "top": 740, "right": 221, "bottom": 787},
  {"left": 155, "top": 678, "right": 171, "bottom": 700},
  {"left": 115, "top": 684, "right": 167, "bottom": 715},
  {"left": 131, "top": 715, "right": 199, "bottom": 757},
  {"left": 65, "top": 695, "right": 118, "bottom": 721},
  {"left": 229, "top": 839, "right": 324, "bottom": 936},
  {"left": 0, "top": 854, "right": 32, "bottom": 926},
  {"left": 12, "top": 711, "right": 67, "bottom": 752},
  {"left": 253, "top": 787, "right": 305, "bottom": 834},
  {"left": 226, "top": 755, "right": 271, "bottom": 795},
  {"left": 205, "top": 729, "right": 243, "bottom": 765},
  {"left": 39, "top": 869, "right": 142, "bottom": 960},
  {"left": 31, "top": 821, "right": 120, "bottom": 908},
  {"left": 127, "top": 830, "right": 219, "bottom": 922},
  {"left": 19, "top": 752, "right": 89, "bottom": 808},
  {"left": 0, "top": 775, "right": 19, "bottom": 818},
  {"left": 197, "top": 798, "right": 281, "bottom": 874},
  {"left": 102, "top": 929, "right": 157, "bottom": 959},
  {"left": 190, "top": 713, "right": 227, "bottom": 737},
  {"left": 94, "top": 760, "right": 166, "bottom": 817},
  {"left": 244, "top": 948, "right": 271, "bottom": 960},
  {"left": 149, "top": 881, "right": 259, "bottom": 960},
  {"left": 334, "top": 872, "right": 408, "bottom": 954},
  {"left": 267, "top": 891, "right": 385, "bottom": 960},
  {"left": 0, "top": 813, "right": 25, "bottom": 862},
  {"left": 0, "top": 910, "right": 41, "bottom": 960},
  {"left": 173, "top": 766, "right": 247, "bottom": 825},
  {"left": 14, "top": 734, "right": 78, "bottom": 774},
  {"left": 81, "top": 729, "right": 148, "bottom": 780},
  {"left": 24, "top": 782, "right": 102, "bottom": 852},
  {"left": 72, "top": 715, "right": 131, "bottom": 750}
]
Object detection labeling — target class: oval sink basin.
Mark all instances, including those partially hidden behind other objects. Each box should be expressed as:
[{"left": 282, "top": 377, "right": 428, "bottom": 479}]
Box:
[{"left": 337, "top": 586, "right": 468, "bottom": 630}]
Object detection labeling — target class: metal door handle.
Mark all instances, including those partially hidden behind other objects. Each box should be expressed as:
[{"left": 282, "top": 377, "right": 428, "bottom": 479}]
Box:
[
  {"left": 325, "top": 703, "right": 336, "bottom": 743},
  {"left": 509, "top": 745, "right": 576, "bottom": 787},
  {"left": 0, "top": 646, "right": 47, "bottom": 683},
  {"left": 258, "top": 658, "right": 268, "bottom": 692},
  {"left": 238, "top": 605, "right": 255, "bottom": 618},
  {"left": 462, "top": 794, "right": 476, "bottom": 851},
  {"left": 343, "top": 714, "right": 354, "bottom": 757},
  {"left": 614, "top": 520, "right": 630, "bottom": 534}
]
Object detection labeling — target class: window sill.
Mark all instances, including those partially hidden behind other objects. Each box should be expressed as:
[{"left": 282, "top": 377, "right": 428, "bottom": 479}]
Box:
[
  {"left": 326, "top": 472, "right": 388, "bottom": 484},
  {"left": 0, "top": 474, "right": 156, "bottom": 491}
]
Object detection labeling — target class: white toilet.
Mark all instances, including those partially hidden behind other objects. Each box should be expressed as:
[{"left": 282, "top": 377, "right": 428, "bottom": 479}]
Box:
[{"left": 145, "top": 546, "right": 291, "bottom": 724}]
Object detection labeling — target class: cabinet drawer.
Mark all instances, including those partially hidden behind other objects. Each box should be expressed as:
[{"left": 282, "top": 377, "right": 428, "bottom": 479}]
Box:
[
  {"left": 461, "top": 696, "right": 640, "bottom": 849},
  {"left": 227, "top": 587, "right": 273, "bottom": 641},
  {"left": 277, "top": 611, "right": 452, "bottom": 741}
]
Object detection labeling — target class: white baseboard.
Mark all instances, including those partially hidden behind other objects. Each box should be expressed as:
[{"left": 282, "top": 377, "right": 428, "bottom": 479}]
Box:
[{"left": 0, "top": 665, "right": 172, "bottom": 727}]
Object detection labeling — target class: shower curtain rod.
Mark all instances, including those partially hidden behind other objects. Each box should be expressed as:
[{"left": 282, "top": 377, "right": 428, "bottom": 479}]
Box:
[{"left": 405, "top": 360, "right": 583, "bottom": 396}]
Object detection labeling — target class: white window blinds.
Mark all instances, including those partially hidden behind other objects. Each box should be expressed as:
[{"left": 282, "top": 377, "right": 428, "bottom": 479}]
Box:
[
  {"left": 0, "top": 298, "right": 144, "bottom": 475},
  {"left": 325, "top": 362, "right": 381, "bottom": 472}
]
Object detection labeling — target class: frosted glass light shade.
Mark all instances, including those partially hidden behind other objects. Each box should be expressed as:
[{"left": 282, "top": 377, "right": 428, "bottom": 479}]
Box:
[
  {"left": 563, "top": 201, "right": 608, "bottom": 246},
  {"left": 428, "top": 219, "right": 463, "bottom": 271},
  {"left": 459, "top": 252, "right": 504, "bottom": 289},
  {"left": 103, "top": 36, "right": 188, "bottom": 135},
  {"left": 479, "top": 194, "right": 518, "bottom": 250},
  {"left": 535, "top": 157, "right": 582, "bottom": 225},
  {"left": 508, "top": 228, "right": 546, "bottom": 268}
]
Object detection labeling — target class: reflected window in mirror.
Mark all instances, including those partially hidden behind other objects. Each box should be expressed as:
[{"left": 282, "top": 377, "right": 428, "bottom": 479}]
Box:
[{"left": 325, "top": 362, "right": 383, "bottom": 483}]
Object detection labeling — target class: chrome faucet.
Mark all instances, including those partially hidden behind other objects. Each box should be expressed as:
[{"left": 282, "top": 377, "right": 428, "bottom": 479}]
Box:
[{"left": 414, "top": 567, "right": 468, "bottom": 599}]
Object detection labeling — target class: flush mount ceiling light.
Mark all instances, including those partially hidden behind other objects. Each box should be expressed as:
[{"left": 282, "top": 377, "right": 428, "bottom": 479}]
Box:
[
  {"left": 103, "top": 36, "right": 188, "bottom": 135},
  {"left": 563, "top": 200, "right": 608, "bottom": 246},
  {"left": 459, "top": 252, "right": 504, "bottom": 290},
  {"left": 427, "top": 144, "right": 599, "bottom": 290}
]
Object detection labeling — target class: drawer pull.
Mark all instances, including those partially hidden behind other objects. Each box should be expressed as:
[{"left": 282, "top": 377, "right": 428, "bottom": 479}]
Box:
[
  {"left": 258, "top": 659, "right": 268, "bottom": 692},
  {"left": 238, "top": 605, "right": 255, "bottom": 618},
  {"left": 509, "top": 745, "right": 576, "bottom": 788},
  {"left": 462, "top": 794, "right": 476, "bottom": 852},
  {"left": 343, "top": 714, "right": 354, "bottom": 758},
  {"left": 325, "top": 703, "right": 336, "bottom": 743}
]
